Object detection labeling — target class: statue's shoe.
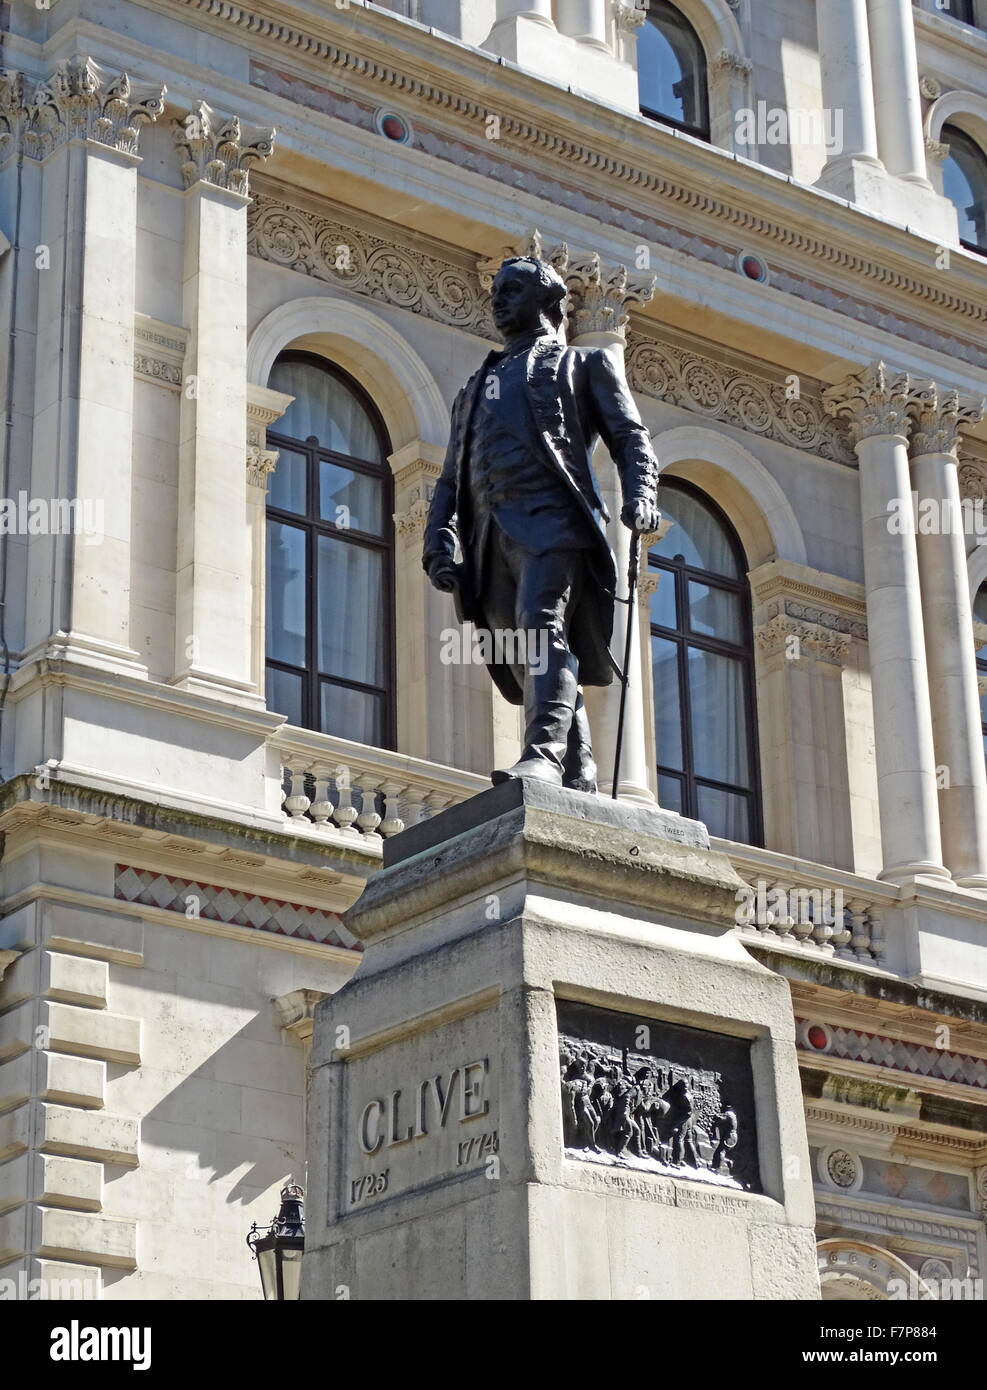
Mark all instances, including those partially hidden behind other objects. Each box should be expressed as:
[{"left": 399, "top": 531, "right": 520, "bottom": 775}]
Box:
[
  {"left": 491, "top": 758, "right": 563, "bottom": 787},
  {"left": 563, "top": 768, "right": 598, "bottom": 794}
]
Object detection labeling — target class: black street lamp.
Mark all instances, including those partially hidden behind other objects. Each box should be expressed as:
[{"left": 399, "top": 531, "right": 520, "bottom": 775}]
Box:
[{"left": 247, "top": 1183, "right": 305, "bottom": 1300}]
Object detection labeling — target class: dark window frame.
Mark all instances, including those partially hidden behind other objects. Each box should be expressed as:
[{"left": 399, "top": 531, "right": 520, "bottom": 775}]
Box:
[
  {"left": 648, "top": 479, "right": 763, "bottom": 846},
  {"left": 942, "top": 124, "right": 987, "bottom": 257},
  {"left": 265, "top": 350, "right": 396, "bottom": 749},
  {"left": 638, "top": 0, "right": 711, "bottom": 142}
]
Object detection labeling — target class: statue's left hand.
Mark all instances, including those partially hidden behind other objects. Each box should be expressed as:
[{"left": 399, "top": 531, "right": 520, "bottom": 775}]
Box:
[{"left": 621, "top": 499, "right": 660, "bottom": 534}]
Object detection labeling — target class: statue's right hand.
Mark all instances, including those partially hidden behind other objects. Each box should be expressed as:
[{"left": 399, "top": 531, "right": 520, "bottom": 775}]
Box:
[{"left": 427, "top": 557, "right": 460, "bottom": 594}]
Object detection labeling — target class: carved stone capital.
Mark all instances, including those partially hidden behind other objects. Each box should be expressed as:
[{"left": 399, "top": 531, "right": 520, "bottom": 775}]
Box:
[
  {"left": 479, "top": 230, "right": 655, "bottom": 342},
  {"left": 394, "top": 498, "right": 432, "bottom": 538},
  {"left": 247, "top": 446, "right": 279, "bottom": 489},
  {"left": 925, "top": 135, "right": 950, "bottom": 163},
  {"left": 246, "top": 383, "right": 293, "bottom": 488},
  {"left": 174, "top": 101, "right": 275, "bottom": 194},
  {"left": 907, "top": 382, "right": 984, "bottom": 459},
  {"left": 755, "top": 614, "right": 851, "bottom": 666},
  {"left": 0, "top": 69, "right": 26, "bottom": 160},
  {"left": 614, "top": 0, "right": 648, "bottom": 30},
  {"left": 274, "top": 988, "right": 330, "bottom": 1042},
  {"left": 22, "top": 57, "right": 165, "bottom": 159},
  {"left": 823, "top": 363, "right": 919, "bottom": 446}
]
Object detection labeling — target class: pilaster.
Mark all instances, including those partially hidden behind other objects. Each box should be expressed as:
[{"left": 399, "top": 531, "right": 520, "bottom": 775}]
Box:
[
  {"left": 15, "top": 59, "right": 166, "bottom": 676},
  {"left": 246, "top": 384, "right": 294, "bottom": 698},
  {"left": 171, "top": 103, "right": 274, "bottom": 702}
]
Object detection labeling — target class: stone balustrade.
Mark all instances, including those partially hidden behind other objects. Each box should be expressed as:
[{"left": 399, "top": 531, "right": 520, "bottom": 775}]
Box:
[
  {"left": 720, "top": 840, "right": 898, "bottom": 967},
  {"left": 273, "top": 730, "right": 486, "bottom": 843}
]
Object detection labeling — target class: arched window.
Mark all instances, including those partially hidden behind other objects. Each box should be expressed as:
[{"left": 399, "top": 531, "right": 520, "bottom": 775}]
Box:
[
  {"left": 648, "top": 480, "right": 762, "bottom": 844},
  {"left": 942, "top": 125, "right": 987, "bottom": 254},
  {"left": 638, "top": 1, "right": 710, "bottom": 140},
  {"left": 974, "top": 584, "right": 987, "bottom": 758},
  {"left": 265, "top": 352, "right": 395, "bottom": 748}
]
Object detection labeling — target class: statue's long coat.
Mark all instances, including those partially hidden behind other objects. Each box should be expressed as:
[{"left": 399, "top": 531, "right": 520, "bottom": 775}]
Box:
[{"left": 422, "top": 337, "right": 660, "bottom": 706}]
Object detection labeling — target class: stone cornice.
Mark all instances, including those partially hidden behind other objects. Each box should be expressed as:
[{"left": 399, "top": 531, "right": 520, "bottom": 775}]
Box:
[
  {"left": 154, "top": 0, "right": 987, "bottom": 359},
  {"left": 748, "top": 559, "right": 869, "bottom": 636}
]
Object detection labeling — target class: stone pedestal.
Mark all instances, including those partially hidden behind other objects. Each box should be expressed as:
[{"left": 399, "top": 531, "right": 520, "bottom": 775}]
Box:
[{"left": 303, "top": 781, "right": 818, "bottom": 1300}]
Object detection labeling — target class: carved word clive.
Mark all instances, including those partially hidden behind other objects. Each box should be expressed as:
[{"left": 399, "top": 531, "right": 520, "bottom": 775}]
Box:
[{"left": 358, "top": 1060, "right": 491, "bottom": 1155}]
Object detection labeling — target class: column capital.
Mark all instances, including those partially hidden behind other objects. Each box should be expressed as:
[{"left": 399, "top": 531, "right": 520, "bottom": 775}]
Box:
[
  {"left": 754, "top": 614, "right": 851, "bottom": 666},
  {"left": 614, "top": 0, "right": 648, "bottom": 29},
  {"left": 478, "top": 229, "right": 656, "bottom": 342},
  {"left": 10, "top": 57, "right": 166, "bottom": 160},
  {"left": 246, "top": 383, "right": 294, "bottom": 490},
  {"left": 711, "top": 50, "right": 753, "bottom": 77},
  {"left": 173, "top": 101, "right": 275, "bottom": 194},
  {"left": 907, "top": 382, "right": 984, "bottom": 459},
  {"left": 823, "top": 362, "right": 921, "bottom": 446}
]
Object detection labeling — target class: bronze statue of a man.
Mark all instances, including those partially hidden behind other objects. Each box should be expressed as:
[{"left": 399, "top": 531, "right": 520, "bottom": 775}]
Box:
[{"left": 423, "top": 255, "right": 660, "bottom": 790}]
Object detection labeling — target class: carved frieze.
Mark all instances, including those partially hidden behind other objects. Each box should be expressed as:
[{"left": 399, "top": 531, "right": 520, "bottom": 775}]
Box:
[
  {"left": 248, "top": 193, "right": 490, "bottom": 332},
  {"left": 626, "top": 333, "right": 854, "bottom": 463},
  {"left": 557, "top": 1000, "right": 760, "bottom": 1192},
  {"left": 754, "top": 614, "right": 852, "bottom": 666}
]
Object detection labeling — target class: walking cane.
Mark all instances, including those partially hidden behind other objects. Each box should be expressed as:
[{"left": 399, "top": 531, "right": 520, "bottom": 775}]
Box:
[{"left": 611, "top": 529, "right": 641, "bottom": 800}]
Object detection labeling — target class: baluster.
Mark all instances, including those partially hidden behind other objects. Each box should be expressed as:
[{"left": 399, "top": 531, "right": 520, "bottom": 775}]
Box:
[
  {"left": 868, "top": 906, "right": 885, "bottom": 966},
  {"left": 309, "top": 766, "right": 334, "bottom": 827},
  {"left": 333, "top": 765, "right": 360, "bottom": 836},
  {"left": 402, "top": 786, "right": 427, "bottom": 828},
  {"left": 832, "top": 901, "right": 856, "bottom": 959},
  {"left": 810, "top": 889, "right": 836, "bottom": 954},
  {"left": 768, "top": 880, "right": 797, "bottom": 943},
  {"left": 355, "top": 777, "right": 383, "bottom": 839},
  {"left": 283, "top": 768, "right": 311, "bottom": 821},
  {"left": 379, "top": 781, "right": 407, "bottom": 838},
  {"left": 849, "top": 898, "right": 872, "bottom": 961},
  {"left": 422, "top": 790, "right": 453, "bottom": 820},
  {"left": 735, "top": 874, "right": 761, "bottom": 935}
]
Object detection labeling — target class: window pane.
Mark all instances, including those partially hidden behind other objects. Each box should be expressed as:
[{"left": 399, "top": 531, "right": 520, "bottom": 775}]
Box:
[
  {"left": 321, "top": 681, "right": 383, "bottom": 746},
  {"left": 266, "top": 522, "right": 307, "bottom": 667},
  {"left": 266, "top": 666, "right": 303, "bottom": 726},
  {"left": 317, "top": 536, "right": 384, "bottom": 684},
  {"left": 268, "top": 358, "right": 383, "bottom": 462},
  {"left": 687, "top": 581, "right": 744, "bottom": 643},
  {"left": 638, "top": 1, "right": 707, "bottom": 131},
  {"left": 658, "top": 772, "right": 684, "bottom": 815},
  {"left": 268, "top": 446, "right": 307, "bottom": 514},
  {"left": 942, "top": 126, "right": 987, "bottom": 251},
  {"left": 697, "top": 784, "right": 750, "bottom": 843},
  {"left": 651, "top": 488, "right": 740, "bottom": 577},
  {"left": 687, "top": 647, "right": 749, "bottom": 784},
  {"left": 651, "top": 634, "right": 683, "bottom": 771},
  {"left": 319, "top": 460, "right": 384, "bottom": 536},
  {"left": 648, "top": 566, "right": 677, "bottom": 629}
]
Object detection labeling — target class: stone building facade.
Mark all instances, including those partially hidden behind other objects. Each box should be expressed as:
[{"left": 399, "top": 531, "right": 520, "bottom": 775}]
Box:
[{"left": 1, "top": 0, "right": 987, "bottom": 1299}]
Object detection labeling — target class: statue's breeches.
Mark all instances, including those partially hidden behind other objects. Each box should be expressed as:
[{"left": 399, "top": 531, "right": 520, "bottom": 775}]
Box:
[{"left": 480, "top": 523, "right": 593, "bottom": 777}]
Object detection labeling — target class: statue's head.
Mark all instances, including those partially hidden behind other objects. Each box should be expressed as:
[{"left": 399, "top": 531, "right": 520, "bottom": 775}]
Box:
[{"left": 490, "top": 256, "right": 567, "bottom": 340}]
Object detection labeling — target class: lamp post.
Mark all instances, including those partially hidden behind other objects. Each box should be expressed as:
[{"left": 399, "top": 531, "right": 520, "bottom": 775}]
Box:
[{"left": 246, "top": 1182, "right": 305, "bottom": 1300}]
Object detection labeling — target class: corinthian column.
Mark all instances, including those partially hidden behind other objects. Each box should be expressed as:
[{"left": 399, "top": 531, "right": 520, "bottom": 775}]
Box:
[
  {"left": 172, "top": 103, "right": 274, "bottom": 699},
  {"left": 824, "top": 364, "right": 949, "bottom": 885},
  {"left": 866, "top": 0, "right": 928, "bottom": 184},
  {"left": 908, "top": 384, "right": 987, "bottom": 889},
  {"left": 561, "top": 248, "right": 657, "bottom": 804},
  {"left": 815, "top": 0, "right": 881, "bottom": 175}
]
